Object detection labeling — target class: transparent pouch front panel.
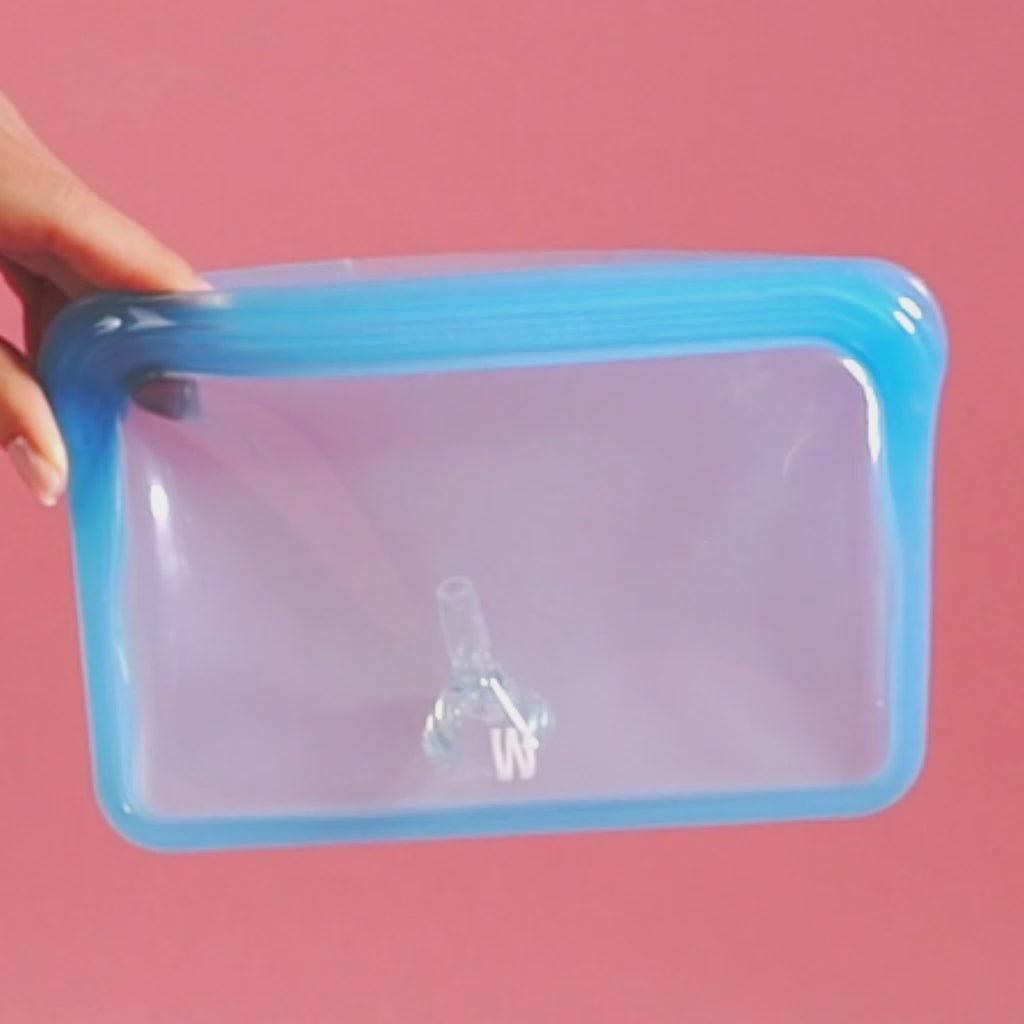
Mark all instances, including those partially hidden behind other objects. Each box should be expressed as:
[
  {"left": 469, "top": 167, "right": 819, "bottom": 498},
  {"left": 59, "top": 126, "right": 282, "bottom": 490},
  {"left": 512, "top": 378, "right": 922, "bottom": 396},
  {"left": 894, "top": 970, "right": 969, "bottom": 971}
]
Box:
[{"left": 118, "top": 343, "right": 888, "bottom": 821}]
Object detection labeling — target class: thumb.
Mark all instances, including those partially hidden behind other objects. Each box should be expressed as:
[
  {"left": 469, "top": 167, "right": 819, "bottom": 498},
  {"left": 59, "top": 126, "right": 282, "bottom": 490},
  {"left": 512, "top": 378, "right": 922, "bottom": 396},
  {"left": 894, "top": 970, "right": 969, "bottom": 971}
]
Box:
[
  {"left": 42, "top": 177, "right": 203, "bottom": 294},
  {"left": 0, "top": 337, "right": 67, "bottom": 506}
]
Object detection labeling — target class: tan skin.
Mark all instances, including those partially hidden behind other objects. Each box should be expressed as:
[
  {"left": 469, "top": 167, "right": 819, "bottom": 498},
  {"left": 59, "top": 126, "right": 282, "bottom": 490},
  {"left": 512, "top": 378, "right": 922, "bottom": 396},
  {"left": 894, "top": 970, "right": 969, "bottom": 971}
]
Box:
[{"left": 0, "top": 93, "right": 204, "bottom": 505}]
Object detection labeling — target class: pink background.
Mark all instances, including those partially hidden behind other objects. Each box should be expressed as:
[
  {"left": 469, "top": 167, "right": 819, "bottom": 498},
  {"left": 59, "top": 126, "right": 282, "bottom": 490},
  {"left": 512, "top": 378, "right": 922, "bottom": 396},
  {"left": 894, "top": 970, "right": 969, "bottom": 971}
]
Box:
[{"left": 1, "top": 1, "right": 1020, "bottom": 1021}]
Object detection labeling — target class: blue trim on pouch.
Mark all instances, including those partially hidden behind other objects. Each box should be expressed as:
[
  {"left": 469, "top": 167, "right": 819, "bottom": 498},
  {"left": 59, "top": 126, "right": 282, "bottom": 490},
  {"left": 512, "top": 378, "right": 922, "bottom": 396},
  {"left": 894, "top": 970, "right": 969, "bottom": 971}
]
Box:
[{"left": 38, "top": 254, "right": 947, "bottom": 852}]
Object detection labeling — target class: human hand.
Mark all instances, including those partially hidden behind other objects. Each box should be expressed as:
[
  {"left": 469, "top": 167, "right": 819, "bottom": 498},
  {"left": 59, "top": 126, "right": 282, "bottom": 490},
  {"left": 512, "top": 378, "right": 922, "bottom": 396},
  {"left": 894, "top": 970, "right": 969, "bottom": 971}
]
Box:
[{"left": 0, "top": 92, "right": 204, "bottom": 506}]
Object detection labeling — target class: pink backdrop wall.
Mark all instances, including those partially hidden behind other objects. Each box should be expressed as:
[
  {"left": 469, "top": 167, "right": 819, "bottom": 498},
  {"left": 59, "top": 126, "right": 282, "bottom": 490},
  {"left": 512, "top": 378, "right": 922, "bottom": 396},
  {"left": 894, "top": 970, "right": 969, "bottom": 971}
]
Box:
[{"left": 1, "top": 1, "right": 1020, "bottom": 1021}]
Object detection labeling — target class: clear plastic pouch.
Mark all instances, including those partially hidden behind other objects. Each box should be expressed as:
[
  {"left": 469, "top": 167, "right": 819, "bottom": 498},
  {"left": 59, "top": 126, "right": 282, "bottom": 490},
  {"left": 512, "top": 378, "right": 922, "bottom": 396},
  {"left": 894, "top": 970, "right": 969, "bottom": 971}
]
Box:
[{"left": 39, "top": 253, "right": 947, "bottom": 850}]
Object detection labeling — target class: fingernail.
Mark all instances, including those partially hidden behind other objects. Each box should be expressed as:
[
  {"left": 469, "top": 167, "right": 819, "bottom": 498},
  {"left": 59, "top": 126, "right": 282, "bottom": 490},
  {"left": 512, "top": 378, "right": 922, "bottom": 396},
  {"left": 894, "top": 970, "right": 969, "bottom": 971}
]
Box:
[
  {"left": 7, "top": 437, "right": 66, "bottom": 506},
  {"left": 132, "top": 376, "right": 201, "bottom": 420}
]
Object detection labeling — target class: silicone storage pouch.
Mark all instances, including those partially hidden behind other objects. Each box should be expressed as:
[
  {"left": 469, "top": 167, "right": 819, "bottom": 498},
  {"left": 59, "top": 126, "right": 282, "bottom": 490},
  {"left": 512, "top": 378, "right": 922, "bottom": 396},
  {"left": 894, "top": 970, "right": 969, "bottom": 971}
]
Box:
[{"left": 39, "top": 254, "right": 946, "bottom": 851}]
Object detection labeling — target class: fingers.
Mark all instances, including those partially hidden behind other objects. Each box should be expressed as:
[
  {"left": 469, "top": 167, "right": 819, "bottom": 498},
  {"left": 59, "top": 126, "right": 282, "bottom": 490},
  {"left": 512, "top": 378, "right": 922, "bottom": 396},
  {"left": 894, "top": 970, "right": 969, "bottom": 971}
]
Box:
[
  {"left": 0, "top": 336, "right": 67, "bottom": 506},
  {"left": 0, "top": 94, "right": 200, "bottom": 506}
]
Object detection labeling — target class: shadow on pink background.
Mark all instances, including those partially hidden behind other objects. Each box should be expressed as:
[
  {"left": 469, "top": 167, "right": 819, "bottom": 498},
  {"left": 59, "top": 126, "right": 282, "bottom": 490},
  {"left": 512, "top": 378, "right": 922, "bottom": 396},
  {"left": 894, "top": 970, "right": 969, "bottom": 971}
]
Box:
[{"left": 1, "top": 2, "right": 1020, "bottom": 1021}]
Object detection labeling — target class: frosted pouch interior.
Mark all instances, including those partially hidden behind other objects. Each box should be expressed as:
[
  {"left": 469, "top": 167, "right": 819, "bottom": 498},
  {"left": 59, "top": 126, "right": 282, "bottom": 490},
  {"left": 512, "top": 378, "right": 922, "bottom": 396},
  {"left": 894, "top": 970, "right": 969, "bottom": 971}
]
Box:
[{"left": 39, "top": 254, "right": 946, "bottom": 850}]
